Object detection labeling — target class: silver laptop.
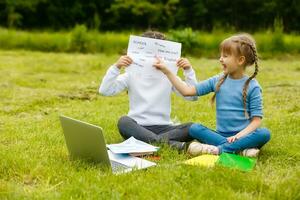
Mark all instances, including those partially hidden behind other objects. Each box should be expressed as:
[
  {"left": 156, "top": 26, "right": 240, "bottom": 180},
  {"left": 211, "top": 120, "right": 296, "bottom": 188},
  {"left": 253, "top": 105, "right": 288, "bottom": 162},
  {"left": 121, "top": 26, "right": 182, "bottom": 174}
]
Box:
[{"left": 59, "top": 115, "right": 156, "bottom": 174}]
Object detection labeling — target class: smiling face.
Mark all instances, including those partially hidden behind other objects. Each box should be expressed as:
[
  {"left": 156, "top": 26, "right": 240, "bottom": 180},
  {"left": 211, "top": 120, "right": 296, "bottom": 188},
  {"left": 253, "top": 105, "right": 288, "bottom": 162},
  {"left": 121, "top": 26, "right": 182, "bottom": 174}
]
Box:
[
  {"left": 219, "top": 39, "right": 246, "bottom": 78},
  {"left": 219, "top": 51, "right": 240, "bottom": 75}
]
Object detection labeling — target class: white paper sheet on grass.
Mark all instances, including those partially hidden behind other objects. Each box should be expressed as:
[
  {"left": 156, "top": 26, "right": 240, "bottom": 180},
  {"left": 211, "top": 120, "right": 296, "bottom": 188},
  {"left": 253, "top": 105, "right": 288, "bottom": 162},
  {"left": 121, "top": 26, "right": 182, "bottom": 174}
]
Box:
[
  {"left": 108, "top": 150, "right": 156, "bottom": 169},
  {"left": 126, "top": 35, "right": 181, "bottom": 78},
  {"left": 107, "top": 137, "right": 159, "bottom": 154}
]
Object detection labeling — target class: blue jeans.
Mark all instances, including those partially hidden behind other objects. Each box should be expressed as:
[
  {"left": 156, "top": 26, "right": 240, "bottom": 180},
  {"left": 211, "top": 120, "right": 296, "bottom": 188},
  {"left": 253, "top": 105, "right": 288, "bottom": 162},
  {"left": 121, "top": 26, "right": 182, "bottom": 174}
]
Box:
[{"left": 189, "top": 124, "right": 271, "bottom": 154}]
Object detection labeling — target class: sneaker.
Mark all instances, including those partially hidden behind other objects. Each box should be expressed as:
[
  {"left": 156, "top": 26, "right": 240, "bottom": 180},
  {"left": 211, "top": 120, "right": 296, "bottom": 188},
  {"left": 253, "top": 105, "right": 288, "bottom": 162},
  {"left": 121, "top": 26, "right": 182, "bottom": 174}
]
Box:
[
  {"left": 240, "top": 148, "right": 260, "bottom": 157},
  {"left": 187, "top": 141, "right": 219, "bottom": 156},
  {"left": 169, "top": 141, "right": 187, "bottom": 151}
]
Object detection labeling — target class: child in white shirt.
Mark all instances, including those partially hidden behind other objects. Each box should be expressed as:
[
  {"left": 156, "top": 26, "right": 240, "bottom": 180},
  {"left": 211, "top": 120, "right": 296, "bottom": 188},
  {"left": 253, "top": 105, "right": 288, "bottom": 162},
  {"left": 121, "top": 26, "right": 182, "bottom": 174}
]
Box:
[{"left": 99, "top": 31, "right": 198, "bottom": 150}]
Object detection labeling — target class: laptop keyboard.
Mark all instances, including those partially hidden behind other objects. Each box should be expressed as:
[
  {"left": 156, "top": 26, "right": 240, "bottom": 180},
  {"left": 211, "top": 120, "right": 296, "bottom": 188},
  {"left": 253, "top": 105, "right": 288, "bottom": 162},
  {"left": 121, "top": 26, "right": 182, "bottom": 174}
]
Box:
[{"left": 110, "top": 160, "right": 131, "bottom": 172}]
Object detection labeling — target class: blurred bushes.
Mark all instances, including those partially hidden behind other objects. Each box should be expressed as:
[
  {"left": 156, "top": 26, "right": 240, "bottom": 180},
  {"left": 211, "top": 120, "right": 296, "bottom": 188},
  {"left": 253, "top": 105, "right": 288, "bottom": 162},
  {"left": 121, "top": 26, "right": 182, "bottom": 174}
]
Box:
[
  {"left": 0, "top": 0, "right": 300, "bottom": 33},
  {"left": 0, "top": 25, "right": 299, "bottom": 58},
  {"left": 70, "top": 25, "right": 90, "bottom": 53},
  {"left": 169, "top": 28, "right": 200, "bottom": 55},
  {"left": 271, "top": 18, "right": 285, "bottom": 53}
]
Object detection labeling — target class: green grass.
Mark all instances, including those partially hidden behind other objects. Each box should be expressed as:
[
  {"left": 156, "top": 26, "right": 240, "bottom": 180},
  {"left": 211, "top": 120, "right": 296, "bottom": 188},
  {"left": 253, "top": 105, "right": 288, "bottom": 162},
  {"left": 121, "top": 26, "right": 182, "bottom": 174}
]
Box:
[
  {"left": 0, "top": 50, "right": 300, "bottom": 199},
  {"left": 0, "top": 27, "right": 300, "bottom": 57}
]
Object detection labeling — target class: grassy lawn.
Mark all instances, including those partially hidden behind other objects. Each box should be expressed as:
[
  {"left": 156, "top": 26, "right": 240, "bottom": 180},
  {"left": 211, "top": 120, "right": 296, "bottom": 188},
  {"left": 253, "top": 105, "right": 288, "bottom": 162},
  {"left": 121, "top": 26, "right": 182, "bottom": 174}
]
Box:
[{"left": 0, "top": 50, "right": 299, "bottom": 199}]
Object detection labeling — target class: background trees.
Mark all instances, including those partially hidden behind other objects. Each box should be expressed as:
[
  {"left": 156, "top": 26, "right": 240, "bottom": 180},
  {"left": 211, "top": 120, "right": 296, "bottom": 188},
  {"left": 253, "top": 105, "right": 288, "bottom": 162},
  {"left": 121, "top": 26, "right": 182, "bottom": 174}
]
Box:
[{"left": 0, "top": 0, "right": 299, "bottom": 32}]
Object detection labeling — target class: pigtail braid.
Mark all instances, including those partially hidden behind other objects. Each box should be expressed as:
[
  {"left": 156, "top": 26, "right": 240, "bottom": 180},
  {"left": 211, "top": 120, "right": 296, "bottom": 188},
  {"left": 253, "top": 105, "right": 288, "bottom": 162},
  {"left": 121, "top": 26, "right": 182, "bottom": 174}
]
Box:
[
  {"left": 241, "top": 41, "right": 259, "bottom": 119},
  {"left": 211, "top": 73, "right": 228, "bottom": 105}
]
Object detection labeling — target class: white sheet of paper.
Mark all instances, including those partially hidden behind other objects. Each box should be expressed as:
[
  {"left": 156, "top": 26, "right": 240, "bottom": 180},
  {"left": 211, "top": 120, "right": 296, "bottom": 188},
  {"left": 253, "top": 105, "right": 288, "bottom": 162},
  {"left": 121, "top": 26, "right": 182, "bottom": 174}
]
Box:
[
  {"left": 126, "top": 35, "right": 181, "bottom": 78},
  {"left": 108, "top": 150, "right": 156, "bottom": 169},
  {"left": 107, "top": 137, "right": 159, "bottom": 154}
]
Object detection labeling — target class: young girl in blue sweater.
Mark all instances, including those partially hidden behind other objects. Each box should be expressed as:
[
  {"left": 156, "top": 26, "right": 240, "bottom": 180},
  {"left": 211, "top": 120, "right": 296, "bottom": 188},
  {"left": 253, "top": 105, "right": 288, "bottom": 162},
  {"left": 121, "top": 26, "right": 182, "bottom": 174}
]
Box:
[{"left": 154, "top": 33, "right": 270, "bottom": 157}]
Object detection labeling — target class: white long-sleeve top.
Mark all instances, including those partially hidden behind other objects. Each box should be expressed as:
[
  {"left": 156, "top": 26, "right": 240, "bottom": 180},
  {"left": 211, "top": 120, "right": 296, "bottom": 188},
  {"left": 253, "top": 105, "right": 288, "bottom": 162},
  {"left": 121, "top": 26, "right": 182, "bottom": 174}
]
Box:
[{"left": 99, "top": 65, "right": 198, "bottom": 125}]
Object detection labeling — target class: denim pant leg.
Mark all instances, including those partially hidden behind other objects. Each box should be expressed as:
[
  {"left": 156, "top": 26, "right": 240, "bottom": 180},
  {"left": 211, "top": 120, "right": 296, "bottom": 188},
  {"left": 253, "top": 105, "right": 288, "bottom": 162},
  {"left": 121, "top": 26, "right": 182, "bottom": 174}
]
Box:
[
  {"left": 219, "top": 128, "right": 271, "bottom": 153},
  {"left": 189, "top": 124, "right": 227, "bottom": 146},
  {"left": 156, "top": 122, "right": 194, "bottom": 142},
  {"left": 144, "top": 123, "right": 193, "bottom": 150},
  {"left": 117, "top": 116, "right": 160, "bottom": 143}
]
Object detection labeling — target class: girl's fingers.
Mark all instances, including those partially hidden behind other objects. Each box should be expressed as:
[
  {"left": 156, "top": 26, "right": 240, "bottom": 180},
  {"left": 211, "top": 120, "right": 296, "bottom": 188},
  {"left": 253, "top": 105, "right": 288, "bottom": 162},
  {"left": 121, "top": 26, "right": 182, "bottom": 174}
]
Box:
[
  {"left": 153, "top": 63, "right": 163, "bottom": 69},
  {"left": 155, "top": 55, "right": 160, "bottom": 60},
  {"left": 230, "top": 137, "right": 237, "bottom": 143},
  {"left": 227, "top": 137, "right": 235, "bottom": 143}
]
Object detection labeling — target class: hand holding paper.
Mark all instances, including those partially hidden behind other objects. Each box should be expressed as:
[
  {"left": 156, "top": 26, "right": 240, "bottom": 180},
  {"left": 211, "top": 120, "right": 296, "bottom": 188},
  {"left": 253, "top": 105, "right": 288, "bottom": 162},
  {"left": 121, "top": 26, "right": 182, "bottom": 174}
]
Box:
[
  {"left": 176, "top": 58, "right": 192, "bottom": 70},
  {"left": 126, "top": 35, "right": 181, "bottom": 78},
  {"left": 153, "top": 56, "right": 171, "bottom": 74},
  {"left": 115, "top": 55, "right": 133, "bottom": 69}
]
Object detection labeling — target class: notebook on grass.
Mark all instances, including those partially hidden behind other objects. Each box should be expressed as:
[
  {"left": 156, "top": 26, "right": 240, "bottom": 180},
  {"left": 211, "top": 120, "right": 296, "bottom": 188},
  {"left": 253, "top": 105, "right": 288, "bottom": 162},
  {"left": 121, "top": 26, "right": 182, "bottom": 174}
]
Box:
[{"left": 217, "top": 153, "right": 257, "bottom": 172}]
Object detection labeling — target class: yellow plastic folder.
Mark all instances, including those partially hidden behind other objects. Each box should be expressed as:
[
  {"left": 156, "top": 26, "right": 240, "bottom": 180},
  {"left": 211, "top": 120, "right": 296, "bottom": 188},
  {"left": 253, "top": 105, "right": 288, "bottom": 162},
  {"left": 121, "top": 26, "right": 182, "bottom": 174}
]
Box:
[
  {"left": 184, "top": 153, "right": 257, "bottom": 171},
  {"left": 184, "top": 155, "right": 219, "bottom": 167}
]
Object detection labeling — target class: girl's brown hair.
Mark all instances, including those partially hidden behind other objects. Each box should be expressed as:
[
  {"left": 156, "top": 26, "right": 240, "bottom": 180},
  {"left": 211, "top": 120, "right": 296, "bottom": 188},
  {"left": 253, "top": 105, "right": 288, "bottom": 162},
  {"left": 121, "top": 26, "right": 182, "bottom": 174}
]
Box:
[{"left": 211, "top": 33, "right": 259, "bottom": 118}]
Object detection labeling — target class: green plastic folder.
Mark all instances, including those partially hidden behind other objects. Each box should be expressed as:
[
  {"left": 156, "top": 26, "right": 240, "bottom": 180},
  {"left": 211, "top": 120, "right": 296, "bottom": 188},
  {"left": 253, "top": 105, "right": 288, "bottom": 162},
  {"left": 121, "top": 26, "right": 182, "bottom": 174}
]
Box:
[{"left": 217, "top": 153, "right": 257, "bottom": 172}]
